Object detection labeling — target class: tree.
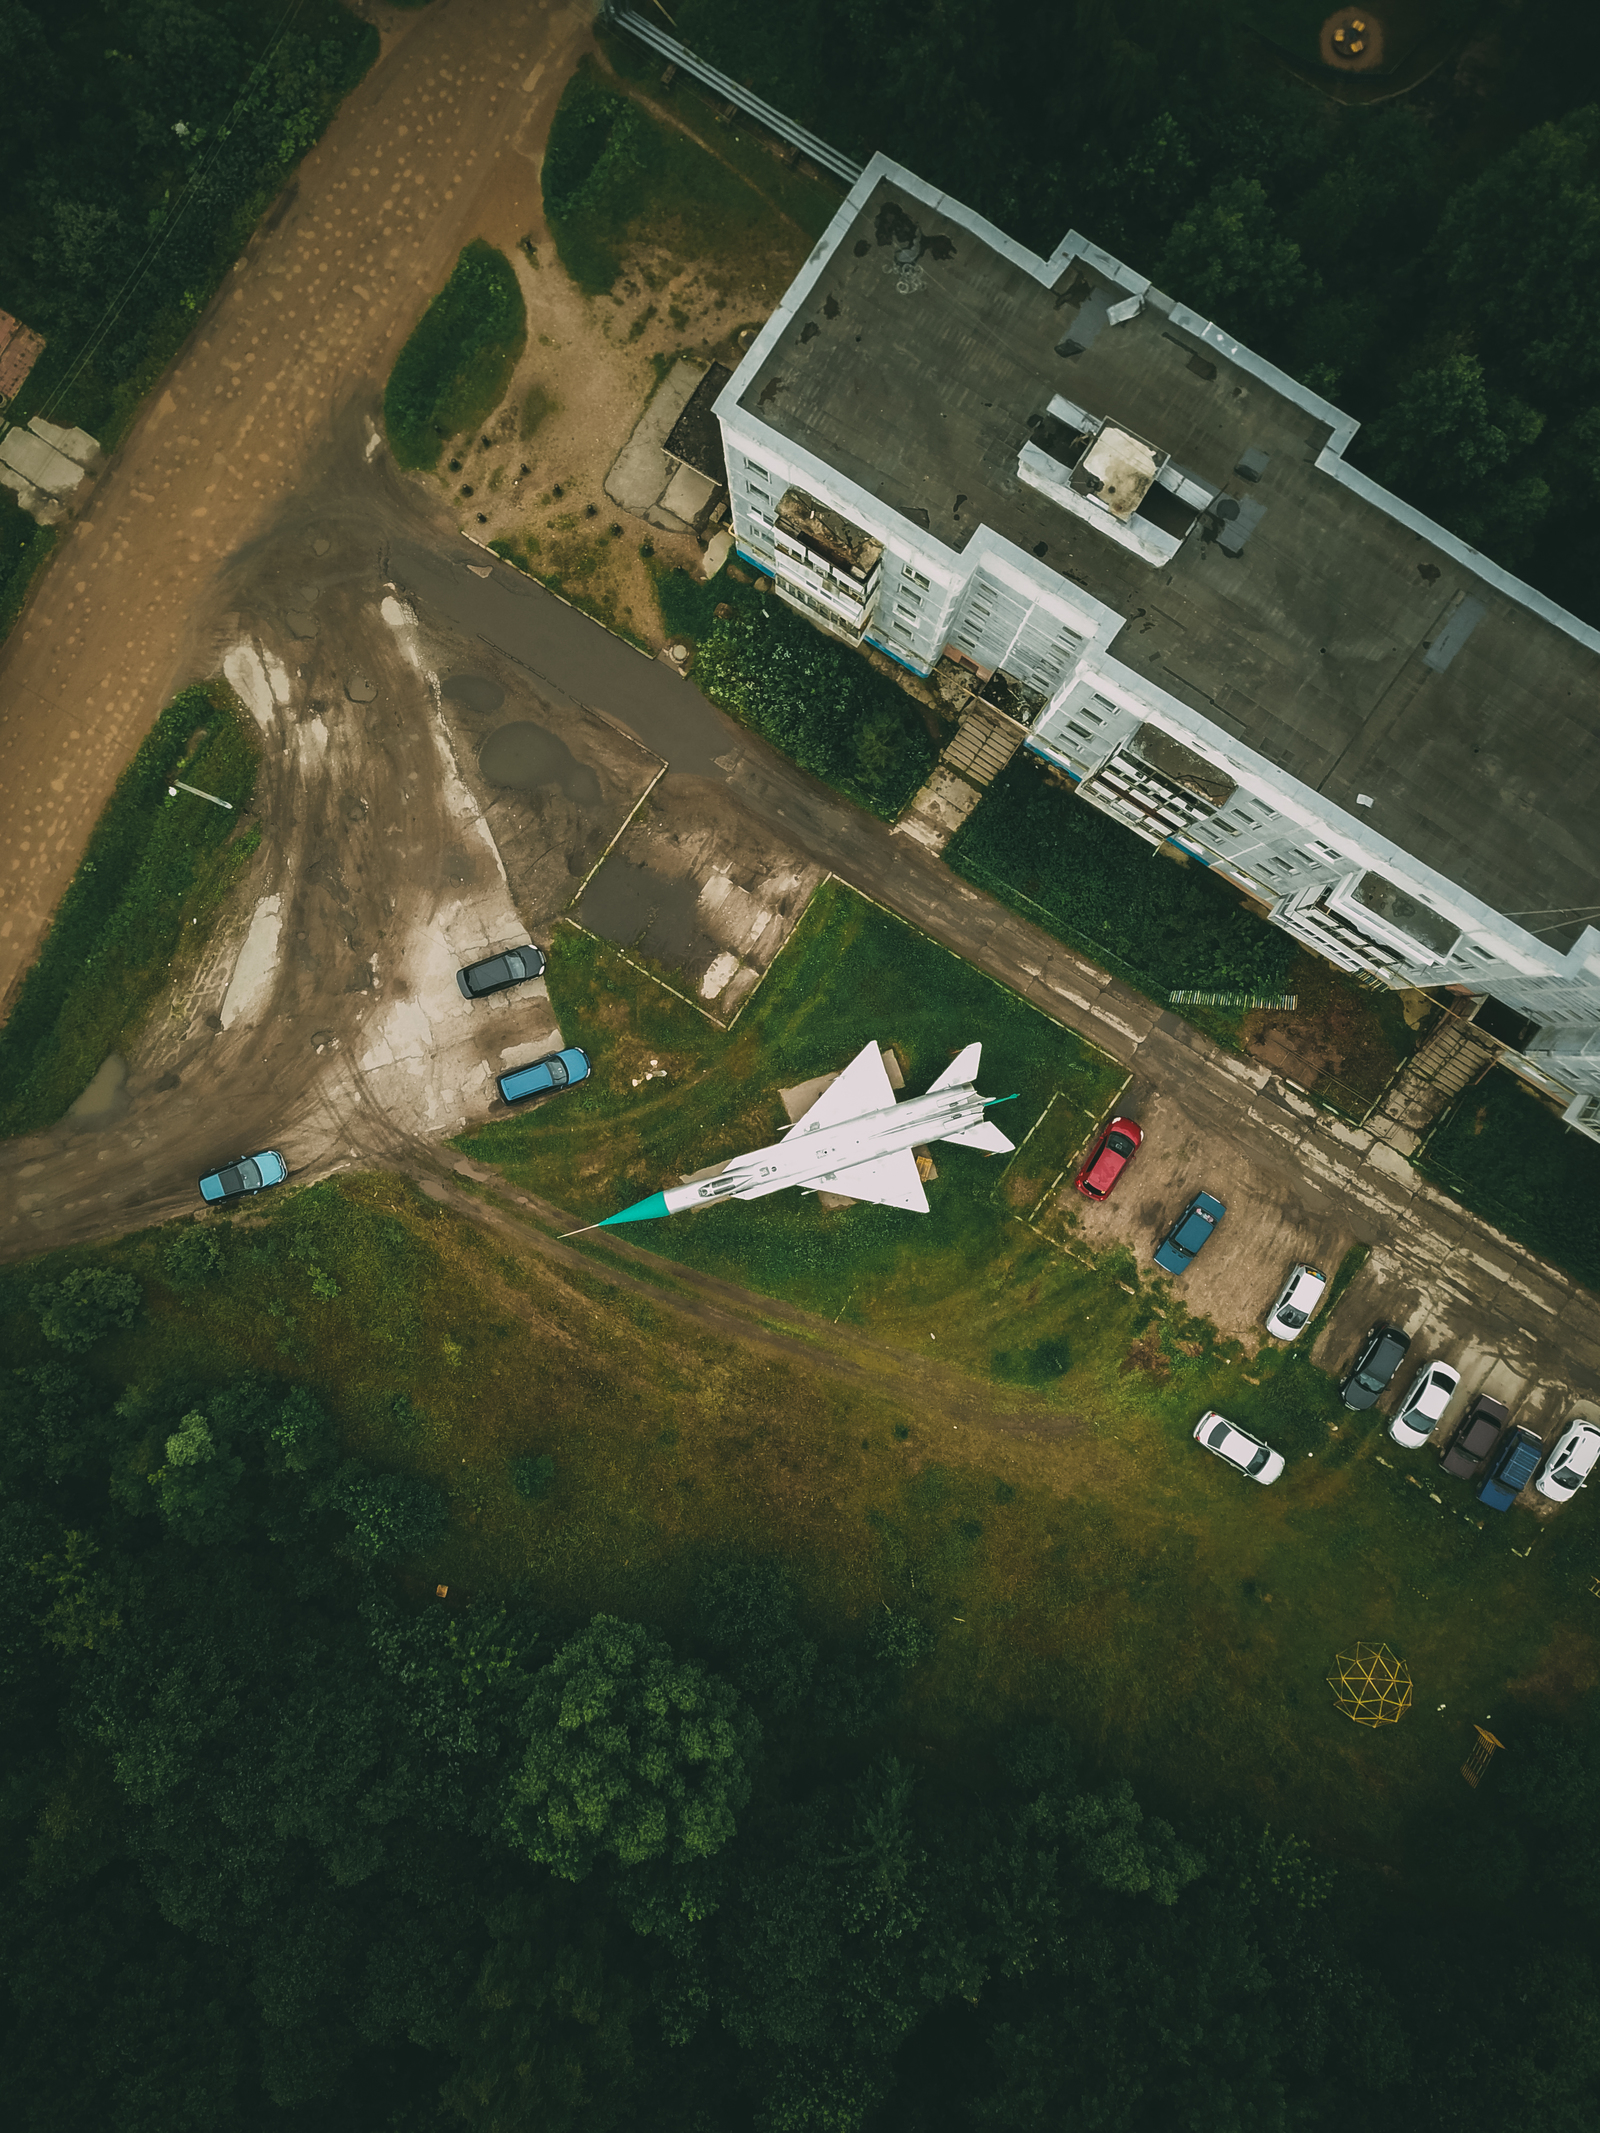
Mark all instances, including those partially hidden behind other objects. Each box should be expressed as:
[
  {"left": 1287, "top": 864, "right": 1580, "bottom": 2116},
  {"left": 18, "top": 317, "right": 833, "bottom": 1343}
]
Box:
[
  {"left": 1362, "top": 351, "right": 1544, "bottom": 499},
  {"left": 504, "top": 1616, "right": 756, "bottom": 1886},
  {"left": 1155, "top": 177, "right": 1310, "bottom": 333},
  {"left": 29, "top": 1267, "right": 141, "bottom": 1352},
  {"left": 1436, "top": 105, "right": 1600, "bottom": 402},
  {"left": 335, "top": 1466, "right": 447, "bottom": 1563},
  {"left": 162, "top": 1224, "right": 224, "bottom": 1287}
]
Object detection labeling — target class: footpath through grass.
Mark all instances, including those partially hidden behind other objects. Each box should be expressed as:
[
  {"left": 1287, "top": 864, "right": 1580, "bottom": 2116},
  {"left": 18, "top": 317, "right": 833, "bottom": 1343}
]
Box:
[
  {"left": 1419, "top": 1067, "right": 1600, "bottom": 1293},
  {"left": 0, "top": 680, "right": 259, "bottom": 1137},
  {"left": 383, "top": 240, "right": 527, "bottom": 470}
]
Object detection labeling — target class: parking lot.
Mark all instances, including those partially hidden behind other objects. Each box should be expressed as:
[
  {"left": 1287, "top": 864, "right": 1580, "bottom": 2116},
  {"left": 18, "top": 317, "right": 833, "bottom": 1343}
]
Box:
[{"left": 1055, "top": 1068, "right": 1594, "bottom": 1521}]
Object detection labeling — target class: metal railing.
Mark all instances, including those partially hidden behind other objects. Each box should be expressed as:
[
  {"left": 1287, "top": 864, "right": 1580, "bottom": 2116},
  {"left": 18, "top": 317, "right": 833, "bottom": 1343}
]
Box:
[{"left": 603, "top": 5, "right": 864, "bottom": 186}]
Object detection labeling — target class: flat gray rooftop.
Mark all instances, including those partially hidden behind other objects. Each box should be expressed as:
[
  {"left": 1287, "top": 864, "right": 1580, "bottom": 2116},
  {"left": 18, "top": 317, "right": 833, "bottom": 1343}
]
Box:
[{"left": 743, "top": 177, "right": 1600, "bottom": 950}]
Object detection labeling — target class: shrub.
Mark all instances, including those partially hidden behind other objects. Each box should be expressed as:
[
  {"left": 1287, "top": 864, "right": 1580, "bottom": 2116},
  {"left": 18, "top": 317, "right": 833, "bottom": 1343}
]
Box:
[
  {"left": 946, "top": 754, "right": 1298, "bottom": 996},
  {"left": 161, "top": 1226, "right": 224, "bottom": 1288},
  {"left": 694, "top": 591, "right": 939, "bottom": 819},
  {"left": 337, "top": 1468, "right": 448, "bottom": 1562},
  {"left": 869, "top": 1610, "right": 935, "bottom": 1670},
  {"left": 383, "top": 241, "right": 527, "bottom": 470},
  {"left": 30, "top": 1268, "right": 142, "bottom": 1353},
  {"left": 510, "top": 1452, "right": 556, "bottom": 1500}
]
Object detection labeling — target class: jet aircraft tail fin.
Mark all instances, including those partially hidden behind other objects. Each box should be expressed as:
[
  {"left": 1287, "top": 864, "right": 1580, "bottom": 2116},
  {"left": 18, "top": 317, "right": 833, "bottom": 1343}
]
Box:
[
  {"left": 938, "top": 1119, "right": 1015, "bottom": 1155},
  {"left": 927, "top": 1042, "right": 981, "bottom": 1092}
]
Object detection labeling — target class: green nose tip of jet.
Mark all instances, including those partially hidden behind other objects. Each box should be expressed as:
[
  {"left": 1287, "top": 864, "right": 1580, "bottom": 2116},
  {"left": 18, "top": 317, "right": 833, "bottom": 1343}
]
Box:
[{"left": 598, "top": 1191, "right": 672, "bottom": 1227}]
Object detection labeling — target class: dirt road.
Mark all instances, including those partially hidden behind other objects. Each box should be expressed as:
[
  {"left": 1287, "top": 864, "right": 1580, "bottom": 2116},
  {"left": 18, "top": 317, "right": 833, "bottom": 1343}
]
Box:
[{"left": 0, "top": 0, "right": 599, "bottom": 1008}]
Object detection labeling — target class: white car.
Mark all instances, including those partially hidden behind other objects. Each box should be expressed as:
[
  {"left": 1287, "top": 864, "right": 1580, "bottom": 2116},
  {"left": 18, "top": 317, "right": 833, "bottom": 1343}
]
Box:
[
  {"left": 1388, "top": 1361, "right": 1462, "bottom": 1450},
  {"left": 1193, "top": 1410, "right": 1285, "bottom": 1486},
  {"left": 1265, "top": 1263, "right": 1327, "bottom": 1341},
  {"left": 1535, "top": 1419, "right": 1600, "bottom": 1504}
]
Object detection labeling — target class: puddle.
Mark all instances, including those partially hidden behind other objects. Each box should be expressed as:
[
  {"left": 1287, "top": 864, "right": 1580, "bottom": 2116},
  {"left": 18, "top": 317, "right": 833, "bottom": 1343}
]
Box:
[
  {"left": 479, "top": 719, "right": 602, "bottom": 805},
  {"left": 579, "top": 860, "right": 708, "bottom": 965},
  {"left": 442, "top": 672, "right": 505, "bottom": 717},
  {"left": 66, "top": 1053, "right": 129, "bottom": 1125}
]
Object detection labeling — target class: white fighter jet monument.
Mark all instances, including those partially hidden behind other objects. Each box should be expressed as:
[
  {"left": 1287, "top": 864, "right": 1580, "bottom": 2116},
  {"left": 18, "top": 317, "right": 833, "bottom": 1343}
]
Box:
[{"left": 580, "top": 1040, "right": 1017, "bottom": 1230}]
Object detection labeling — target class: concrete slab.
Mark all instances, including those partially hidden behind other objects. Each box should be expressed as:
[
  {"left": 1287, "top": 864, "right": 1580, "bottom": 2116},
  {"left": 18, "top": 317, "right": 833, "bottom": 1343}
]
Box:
[
  {"left": 575, "top": 783, "right": 826, "bottom": 1022},
  {"left": 603, "top": 358, "right": 708, "bottom": 530},
  {"left": 660, "top": 461, "right": 717, "bottom": 521},
  {"left": 0, "top": 425, "right": 84, "bottom": 496}
]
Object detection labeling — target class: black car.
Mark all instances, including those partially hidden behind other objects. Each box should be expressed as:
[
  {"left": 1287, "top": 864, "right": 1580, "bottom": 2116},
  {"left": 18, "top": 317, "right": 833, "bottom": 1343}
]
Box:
[
  {"left": 456, "top": 943, "right": 546, "bottom": 1000},
  {"left": 1439, "top": 1393, "right": 1510, "bottom": 1481},
  {"left": 1340, "top": 1321, "right": 1410, "bottom": 1411}
]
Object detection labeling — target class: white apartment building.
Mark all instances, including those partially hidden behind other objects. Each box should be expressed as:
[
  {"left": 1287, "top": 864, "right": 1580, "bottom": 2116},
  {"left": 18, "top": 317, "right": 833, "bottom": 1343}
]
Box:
[{"left": 714, "top": 155, "right": 1600, "bottom": 1138}]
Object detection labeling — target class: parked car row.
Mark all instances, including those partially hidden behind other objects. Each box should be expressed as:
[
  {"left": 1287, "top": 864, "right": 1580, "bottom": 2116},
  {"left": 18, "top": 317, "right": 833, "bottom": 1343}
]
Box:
[
  {"left": 195, "top": 942, "right": 585, "bottom": 1202},
  {"left": 1338, "top": 1316, "right": 1598, "bottom": 1510}
]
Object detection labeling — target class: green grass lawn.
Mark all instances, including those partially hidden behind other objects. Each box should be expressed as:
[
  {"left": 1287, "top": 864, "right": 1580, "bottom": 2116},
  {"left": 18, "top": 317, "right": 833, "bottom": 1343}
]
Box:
[
  {"left": 0, "top": 680, "right": 260, "bottom": 1136},
  {"left": 543, "top": 55, "right": 838, "bottom": 298},
  {"left": 9, "top": 1144, "right": 1594, "bottom": 1892},
  {"left": 383, "top": 240, "right": 527, "bottom": 470},
  {"left": 1419, "top": 1067, "right": 1600, "bottom": 1292}
]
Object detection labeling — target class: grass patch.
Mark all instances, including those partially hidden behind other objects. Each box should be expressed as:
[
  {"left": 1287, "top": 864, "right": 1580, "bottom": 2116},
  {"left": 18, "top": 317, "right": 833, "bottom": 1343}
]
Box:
[
  {"left": 6, "top": 1147, "right": 1595, "bottom": 1880},
  {"left": 0, "top": 680, "right": 259, "bottom": 1136},
  {"left": 1418, "top": 1068, "right": 1600, "bottom": 1292},
  {"left": 543, "top": 56, "right": 833, "bottom": 297},
  {"left": 489, "top": 536, "right": 653, "bottom": 653},
  {"left": 383, "top": 240, "right": 527, "bottom": 470},
  {"left": 459, "top": 878, "right": 1115, "bottom": 1333},
  {"left": 657, "top": 565, "right": 941, "bottom": 818},
  {"left": 518, "top": 381, "right": 560, "bottom": 441}
]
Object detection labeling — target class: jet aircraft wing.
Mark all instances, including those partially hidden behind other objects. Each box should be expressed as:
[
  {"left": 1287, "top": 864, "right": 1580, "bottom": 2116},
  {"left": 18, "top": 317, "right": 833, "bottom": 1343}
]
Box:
[
  {"left": 790, "top": 1040, "right": 896, "bottom": 1134},
  {"left": 938, "top": 1119, "right": 1015, "bottom": 1154},
  {"left": 816, "top": 1145, "right": 930, "bottom": 1213},
  {"left": 927, "top": 1042, "right": 981, "bottom": 1091}
]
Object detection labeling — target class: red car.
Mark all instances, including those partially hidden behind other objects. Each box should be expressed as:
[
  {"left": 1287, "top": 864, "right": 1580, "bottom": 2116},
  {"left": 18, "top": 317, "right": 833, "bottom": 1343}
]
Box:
[{"left": 1075, "top": 1116, "right": 1144, "bottom": 1200}]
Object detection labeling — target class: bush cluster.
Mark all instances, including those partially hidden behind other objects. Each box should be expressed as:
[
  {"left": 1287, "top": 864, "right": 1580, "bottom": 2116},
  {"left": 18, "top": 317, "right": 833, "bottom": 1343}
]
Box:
[{"left": 695, "top": 592, "right": 939, "bottom": 819}]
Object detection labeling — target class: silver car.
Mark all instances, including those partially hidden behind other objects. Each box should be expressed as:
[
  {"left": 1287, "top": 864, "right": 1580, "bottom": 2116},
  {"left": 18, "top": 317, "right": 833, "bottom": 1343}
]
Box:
[
  {"left": 1193, "top": 1410, "right": 1285, "bottom": 1486},
  {"left": 1388, "top": 1360, "right": 1461, "bottom": 1450},
  {"left": 1536, "top": 1418, "right": 1600, "bottom": 1504}
]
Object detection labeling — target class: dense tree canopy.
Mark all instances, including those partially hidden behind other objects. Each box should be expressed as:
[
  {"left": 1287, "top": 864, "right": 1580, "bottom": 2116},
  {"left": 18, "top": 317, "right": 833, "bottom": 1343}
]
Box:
[{"left": 2, "top": 1343, "right": 1598, "bottom": 2130}]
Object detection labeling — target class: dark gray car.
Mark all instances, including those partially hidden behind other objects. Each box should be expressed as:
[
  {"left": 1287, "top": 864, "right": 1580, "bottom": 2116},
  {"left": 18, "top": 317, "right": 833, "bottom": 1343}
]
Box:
[
  {"left": 456, "top": 943, "right": 546, "bottom": 1000},
  {"left": 1439, "top": 1393, "right": 1510, "bottom": 1481},
  {"left": 1340, "top": 1321, "right": 1410, "bottom": 1411}
]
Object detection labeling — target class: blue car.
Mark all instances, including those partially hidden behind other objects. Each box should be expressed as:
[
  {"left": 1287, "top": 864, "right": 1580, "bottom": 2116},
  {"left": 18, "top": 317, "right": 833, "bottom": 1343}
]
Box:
[
  {"left": 497, "top": 1045, "right": 592, "bottom": 1106},
  {"left": 1476, "top": 1423, "right": 1542, "bottom": 1512},
  {"left": 199, "top": 1149, "right": 288, "bottom": 1204},
  {"left": 1153, "top": 1190, "right": 1226, "bottom": 1275}
]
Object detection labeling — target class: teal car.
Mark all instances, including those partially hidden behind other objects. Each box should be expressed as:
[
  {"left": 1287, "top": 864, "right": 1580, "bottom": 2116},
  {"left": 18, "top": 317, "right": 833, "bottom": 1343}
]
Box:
[
  {"left": 1153, "top": 1190, "right": 1226, "bottom": 1275},
  {"left": 199, "top": 1149, "right": 288, "bottom": 1204}
]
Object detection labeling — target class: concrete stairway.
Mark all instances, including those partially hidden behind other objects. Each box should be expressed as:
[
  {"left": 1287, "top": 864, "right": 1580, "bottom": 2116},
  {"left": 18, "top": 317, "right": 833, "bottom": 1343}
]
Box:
[
  {"left": 895, "top": 708, "right": 1026, "bottom": 855},
  {"left": 1367, "top": 1012, "right": 1503, "bottom": 1153},
  {"left": 941, "top": 706, "right": 1026, "bottom": 787}
]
